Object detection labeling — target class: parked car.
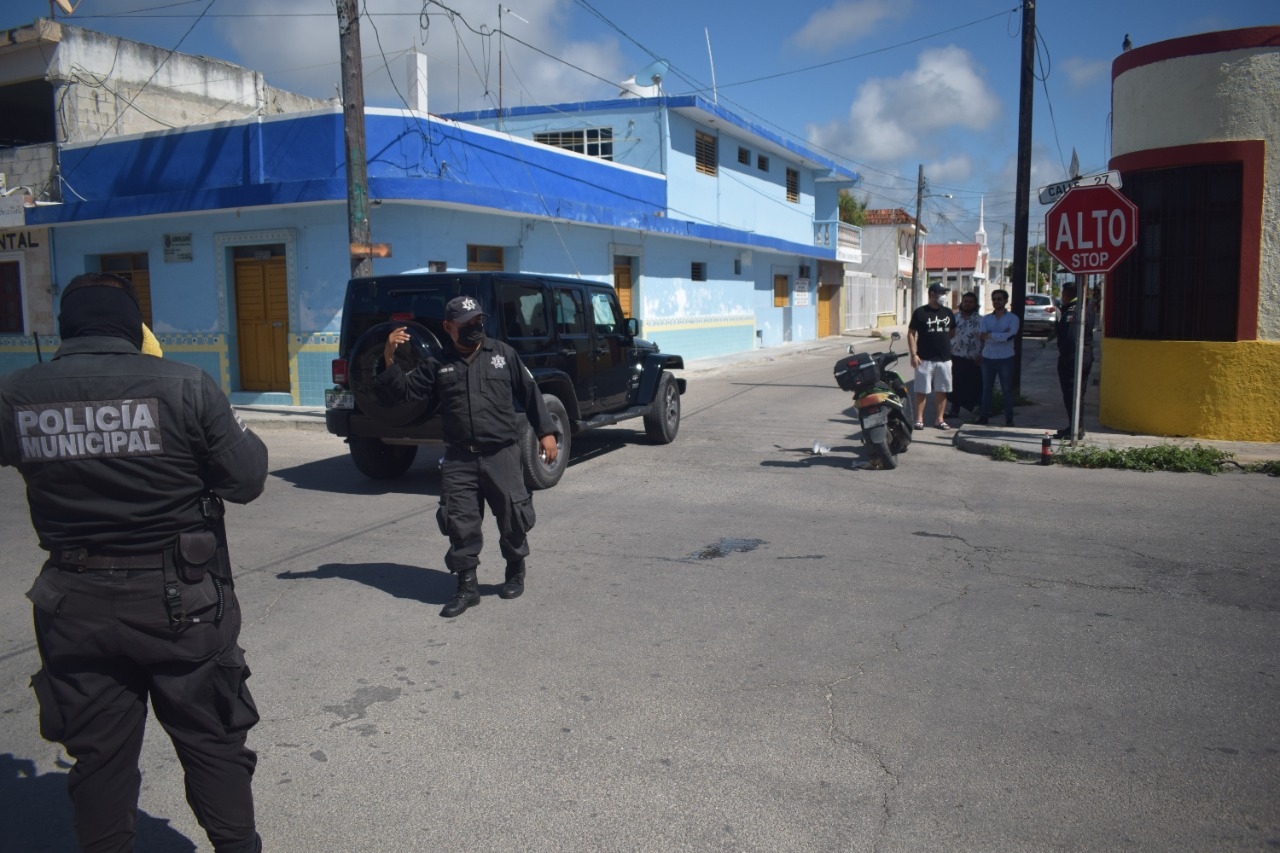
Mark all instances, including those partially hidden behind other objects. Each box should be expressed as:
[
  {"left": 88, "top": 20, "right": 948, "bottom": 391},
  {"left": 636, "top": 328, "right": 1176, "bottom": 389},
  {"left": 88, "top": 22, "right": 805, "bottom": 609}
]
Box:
[
  {"left": 325, "top": 271, "right": 686, "bottom": 489},
  {"left": 1022, "top": 294, "right": 1059, "bottom": 336}
]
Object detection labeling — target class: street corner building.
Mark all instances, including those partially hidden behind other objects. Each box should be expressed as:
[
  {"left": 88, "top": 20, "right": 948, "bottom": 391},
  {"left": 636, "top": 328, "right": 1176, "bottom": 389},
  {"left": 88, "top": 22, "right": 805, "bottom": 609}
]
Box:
[
  {"left": 1106, "top": 25, "right": 1280, "bottom": 442},
  {"left": 0, "top": 20, "right": 869, "bottom": 408}
]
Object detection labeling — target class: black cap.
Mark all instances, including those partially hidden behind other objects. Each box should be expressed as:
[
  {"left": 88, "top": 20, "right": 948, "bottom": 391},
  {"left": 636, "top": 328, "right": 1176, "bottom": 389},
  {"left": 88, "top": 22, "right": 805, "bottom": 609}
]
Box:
[
  {"left": 445, "top": 295, "right": 486, "bottom": 323},
  {"left": 928, "top": 282, "right": 948, "bottom": 295}
]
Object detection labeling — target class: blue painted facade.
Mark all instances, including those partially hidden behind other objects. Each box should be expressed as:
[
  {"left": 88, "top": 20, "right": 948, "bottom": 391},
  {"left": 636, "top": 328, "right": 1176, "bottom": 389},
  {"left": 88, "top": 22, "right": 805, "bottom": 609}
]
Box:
[{"left": 5, "top": 96, "right": 857, "bottom": 404}]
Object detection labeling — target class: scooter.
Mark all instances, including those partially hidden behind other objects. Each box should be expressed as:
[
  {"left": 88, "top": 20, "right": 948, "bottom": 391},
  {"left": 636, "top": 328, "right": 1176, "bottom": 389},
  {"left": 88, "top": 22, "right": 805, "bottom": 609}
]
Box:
[{"left": 833, "top": 332, "right": 914, "bottom": 469}]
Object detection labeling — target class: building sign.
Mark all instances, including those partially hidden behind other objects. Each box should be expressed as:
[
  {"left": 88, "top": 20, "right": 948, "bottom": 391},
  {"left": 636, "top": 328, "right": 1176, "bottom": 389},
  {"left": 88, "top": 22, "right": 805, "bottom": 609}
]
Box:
[
  {"left": 793, "top": 277, "right": 811, "bottom": 307},
  {"left": 164, "top": 233, "right": 193, "bottom": 263},
  {"left": 0, "top": 194, "right": 27, "bottom": 229},
  {"left": 0, "top": 229, "right": 40, "bottom": 250}
]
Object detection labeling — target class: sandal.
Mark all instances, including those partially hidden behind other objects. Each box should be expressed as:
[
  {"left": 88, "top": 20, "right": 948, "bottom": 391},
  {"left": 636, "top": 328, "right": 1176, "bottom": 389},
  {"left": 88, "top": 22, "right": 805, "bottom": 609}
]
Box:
[
  {"left": 934, "top": 422, "right": 952, "bottom": 430},
  {"left": 914, "top": 422, "right": 925, "bottom": 430}
]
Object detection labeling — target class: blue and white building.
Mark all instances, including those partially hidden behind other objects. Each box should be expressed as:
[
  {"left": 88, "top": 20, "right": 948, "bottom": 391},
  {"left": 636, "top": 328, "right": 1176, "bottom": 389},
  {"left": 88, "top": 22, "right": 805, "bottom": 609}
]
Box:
[{"left": 1, "top": 24, "right": 862, "bottom": 406}]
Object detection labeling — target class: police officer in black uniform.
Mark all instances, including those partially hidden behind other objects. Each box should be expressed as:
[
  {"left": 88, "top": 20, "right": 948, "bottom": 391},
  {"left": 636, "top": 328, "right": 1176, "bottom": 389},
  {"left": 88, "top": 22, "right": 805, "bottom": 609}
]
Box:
[
  {"left": 378, "top": 295, "right": 559, "bottom": 617},
  {"left": 0, "top": 273, "right": 269, "bottom": 853},
  {"left": 1055, "top": 281, "right": 1097, "bottom": 439}
]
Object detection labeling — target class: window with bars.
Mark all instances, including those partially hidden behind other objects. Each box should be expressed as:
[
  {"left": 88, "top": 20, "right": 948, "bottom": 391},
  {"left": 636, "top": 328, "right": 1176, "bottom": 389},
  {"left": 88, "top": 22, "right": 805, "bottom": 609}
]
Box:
[
  {"left": 691, "top": 262, "right": 707, "bottom": 282},
  {"left": 1109, "top": 163, "right": 1243, "bottom": 341},
  {"left": 757, "top": 154, "right": 769, "bottom": 172},
  {"left": 695, "top": 131, "right": 717, "bottom": 176},
  {"left": 786, "top": 168, "right": 799, "bottom": 203},
  {"left": 98, "top": 253, "right": 153, "bottom": 326},
  {"left": 1, "top": 261, "right": 22, "bottom": 334},
  {"left": 533, "top": 127, "right": 614, "bottom": 160},
  {"left": 737, "top": 146, "right": 750, "bottom": 165}
]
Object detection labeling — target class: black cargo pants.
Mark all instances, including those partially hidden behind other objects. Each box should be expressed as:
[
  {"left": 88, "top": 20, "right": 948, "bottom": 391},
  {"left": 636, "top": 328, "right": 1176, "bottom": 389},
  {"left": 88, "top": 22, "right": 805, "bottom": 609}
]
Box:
[
  {"left": 26, "top": 561, "right": 261, "bottom": 853},
  {"left": 1057, "top": 353, "right": 1093, "bottom": 426},
  {"left": 438, "top": 442, "right": 536, "bottom": 574}
]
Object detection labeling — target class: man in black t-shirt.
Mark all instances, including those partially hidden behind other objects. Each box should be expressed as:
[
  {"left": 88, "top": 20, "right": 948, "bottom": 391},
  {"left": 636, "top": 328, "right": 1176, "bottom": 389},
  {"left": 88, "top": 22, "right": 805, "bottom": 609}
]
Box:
[{"left": 907, "top": 282, "right": 954, "bottom": 429}]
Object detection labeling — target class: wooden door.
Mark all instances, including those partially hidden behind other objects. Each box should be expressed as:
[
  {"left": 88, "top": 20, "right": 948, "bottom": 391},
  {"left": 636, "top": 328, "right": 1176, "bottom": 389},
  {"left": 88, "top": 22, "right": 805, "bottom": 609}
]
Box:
[
  {"left": 817, "top": 283, "right": 838, "bottom": 337},
  {"left": 234, "top": 257, "right": 289, "bottom": 391},
  {"left": 613, "top": 259, "right": 634, "bottom": 318}
]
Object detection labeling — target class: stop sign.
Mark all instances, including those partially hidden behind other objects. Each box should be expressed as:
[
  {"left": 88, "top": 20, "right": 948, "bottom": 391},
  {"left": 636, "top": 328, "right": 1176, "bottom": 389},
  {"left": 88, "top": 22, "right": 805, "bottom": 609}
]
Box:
[{"left": 1045, "top": 184, "right": 1139, "bottom": 274}]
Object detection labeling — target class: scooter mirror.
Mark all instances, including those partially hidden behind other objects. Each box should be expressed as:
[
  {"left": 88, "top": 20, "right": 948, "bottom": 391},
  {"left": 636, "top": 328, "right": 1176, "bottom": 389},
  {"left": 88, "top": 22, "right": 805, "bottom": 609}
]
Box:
[{"left": 890, "top": 331, "right": 902, "bottom": 341}]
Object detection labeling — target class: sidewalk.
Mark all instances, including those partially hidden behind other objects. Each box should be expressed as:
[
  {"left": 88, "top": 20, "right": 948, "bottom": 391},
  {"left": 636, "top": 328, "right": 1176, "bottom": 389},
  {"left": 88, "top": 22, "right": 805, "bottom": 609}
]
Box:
[
  {"left": 234, "top": 330, "right": 1280, "bottom": 466},
  {"left": 950, "top": 336, "right": 1280, "bottom": 466}
]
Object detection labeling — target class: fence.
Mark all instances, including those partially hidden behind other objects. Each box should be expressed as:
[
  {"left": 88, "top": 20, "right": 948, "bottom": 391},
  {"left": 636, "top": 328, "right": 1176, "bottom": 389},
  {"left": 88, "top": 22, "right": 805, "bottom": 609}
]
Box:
[{"left": 842, "top": 273, "right": 898, "bottom": 331}]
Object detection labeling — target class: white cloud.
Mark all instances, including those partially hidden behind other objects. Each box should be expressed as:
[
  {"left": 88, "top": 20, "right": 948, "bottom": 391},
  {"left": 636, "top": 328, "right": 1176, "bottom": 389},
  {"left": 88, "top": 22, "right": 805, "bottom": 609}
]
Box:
[
  {"left": 1060, "top": 57, "right": 1110, "bottom": 89},
  {"left": 806, "top": 45, "right": 1000, "bottom": 163},
  {"left": 925, "top": 154, "right": 972, "bottom": 185},
  {"left": 216, "top": 0, "right": 624, "bottom": 111},
  {"left": 788, "top": 0, "right": 908, "bottom": 53}
]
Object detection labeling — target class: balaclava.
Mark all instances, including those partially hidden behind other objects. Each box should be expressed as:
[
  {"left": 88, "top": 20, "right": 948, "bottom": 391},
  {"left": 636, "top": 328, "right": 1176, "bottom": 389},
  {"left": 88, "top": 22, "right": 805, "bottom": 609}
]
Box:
[{"left": 58, "top": 273, "right": 144, "bottom": 350}]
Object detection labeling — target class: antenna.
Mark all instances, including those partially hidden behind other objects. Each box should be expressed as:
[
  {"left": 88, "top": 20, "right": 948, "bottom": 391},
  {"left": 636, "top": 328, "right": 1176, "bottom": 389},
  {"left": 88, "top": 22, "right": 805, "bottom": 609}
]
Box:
[
  {"left": 618, "top": 58, "right": 668, "bottom": 99},
  {"left": 705, "top": 28, "right": 717, "bottom": 103}
]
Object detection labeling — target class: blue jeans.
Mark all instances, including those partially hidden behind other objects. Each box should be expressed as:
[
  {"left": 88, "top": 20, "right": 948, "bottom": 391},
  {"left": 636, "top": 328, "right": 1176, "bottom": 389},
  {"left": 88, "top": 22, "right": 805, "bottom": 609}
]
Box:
[{"left": 981, "top": 356, "right": 1015, "bottom": 423}]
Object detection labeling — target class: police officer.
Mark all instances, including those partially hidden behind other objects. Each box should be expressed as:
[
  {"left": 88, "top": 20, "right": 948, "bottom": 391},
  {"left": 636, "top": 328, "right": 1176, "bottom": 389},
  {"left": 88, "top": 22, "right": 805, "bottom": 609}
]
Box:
[
  {"left": 378, "top": 295, "right": 559, "bottom": 617},
  {"left": 1055, "top": 281, "right": 1096, "bottom": 439},
  {"left": 0, "top": 273, "right": 269, "bottom": 853}
]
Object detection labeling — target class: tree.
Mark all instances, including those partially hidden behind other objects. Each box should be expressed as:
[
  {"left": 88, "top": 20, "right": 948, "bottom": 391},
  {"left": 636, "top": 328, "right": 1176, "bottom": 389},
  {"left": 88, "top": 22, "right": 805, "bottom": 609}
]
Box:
[
  {"left": 1026, "top": 242, "right": 1060, "bottom": 293},
  {"left": 838, "top": 190, "right": 868, "bottom": 227}
]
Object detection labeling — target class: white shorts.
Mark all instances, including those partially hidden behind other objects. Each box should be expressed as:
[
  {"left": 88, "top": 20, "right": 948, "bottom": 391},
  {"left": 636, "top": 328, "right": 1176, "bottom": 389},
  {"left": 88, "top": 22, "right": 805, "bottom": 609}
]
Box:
[{"left": 915, "top": 359, "right": 953, "bottom": 394}]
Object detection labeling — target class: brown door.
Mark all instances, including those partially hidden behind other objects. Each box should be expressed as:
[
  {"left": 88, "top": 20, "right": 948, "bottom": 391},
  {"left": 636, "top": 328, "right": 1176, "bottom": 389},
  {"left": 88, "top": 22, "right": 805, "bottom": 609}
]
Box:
[
  {"left": 817, "top": 283, "right": 838, "bottom": 337},
  {"left": 234, "top": 256, "right": 289, "bottom": 391},
  {"left": 613, "top": 258, "right": 634, "bottom": 318}
]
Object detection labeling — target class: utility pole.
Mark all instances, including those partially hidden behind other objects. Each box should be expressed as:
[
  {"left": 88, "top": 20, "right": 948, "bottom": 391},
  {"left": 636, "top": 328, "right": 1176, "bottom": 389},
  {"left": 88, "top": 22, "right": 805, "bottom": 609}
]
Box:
[
  {"left": 911, "top": 163, "right": 924, "bottom": 309},
  {"left": 338, "top": 0, "right": 373, "bottom": 279},
  {"left": 497, "top": 4, "right": 503, "bottom": 120},
  {"left": 1011, "top": 0, "right": 1035, "bottom": 393}
]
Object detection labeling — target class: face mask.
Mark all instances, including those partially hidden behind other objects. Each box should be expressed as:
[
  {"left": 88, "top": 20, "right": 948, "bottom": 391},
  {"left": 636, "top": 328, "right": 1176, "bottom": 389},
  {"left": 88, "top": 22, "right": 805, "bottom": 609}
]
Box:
[{"left": 456, "top": 324, "right": 485, "bottom": 348}]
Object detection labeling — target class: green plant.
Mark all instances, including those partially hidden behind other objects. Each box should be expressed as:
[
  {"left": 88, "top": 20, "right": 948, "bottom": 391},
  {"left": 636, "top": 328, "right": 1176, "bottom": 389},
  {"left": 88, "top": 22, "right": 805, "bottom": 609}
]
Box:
[
  {"left": 1054, "top": 442, "right": 1234, "bottom": 474},
  {"left": 1245, "top": 460, "right": 1280, "bottom": 476},
  {"left": 990, "top": 444, "right": 1018, "bottom": 462}
]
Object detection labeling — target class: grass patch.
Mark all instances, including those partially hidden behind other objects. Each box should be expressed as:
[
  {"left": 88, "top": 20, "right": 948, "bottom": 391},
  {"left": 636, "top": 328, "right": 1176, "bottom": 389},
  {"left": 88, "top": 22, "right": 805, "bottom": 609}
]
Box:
[
  {"left": 1245, "top": 460, "right": 1280, "bottom": 476},
  {"left": 1055, "top": 442, "right": 1233, "bottom": 474},
  {"left": 990, "top": 444, "right": 1019, "bottom": 462}
]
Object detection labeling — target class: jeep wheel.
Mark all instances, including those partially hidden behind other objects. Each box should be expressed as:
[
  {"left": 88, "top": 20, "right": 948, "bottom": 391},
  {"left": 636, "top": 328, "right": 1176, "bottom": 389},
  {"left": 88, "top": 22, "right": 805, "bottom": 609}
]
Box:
[
  {"left": 522, "top": 395, "right": 571, "bottom": 490},
  {"left": 350, "top": 321, "right": 443, "bottom": 427},
  {"left": 643, "top": 372, "right": 681, "bottom": 443},
  {"left": 349, "top": 437, "right": 418, "bottom": 479}
]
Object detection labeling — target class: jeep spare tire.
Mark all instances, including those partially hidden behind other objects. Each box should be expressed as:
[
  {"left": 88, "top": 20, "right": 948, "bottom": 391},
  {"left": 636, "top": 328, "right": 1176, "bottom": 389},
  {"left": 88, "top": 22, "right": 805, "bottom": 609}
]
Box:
[{"left": 350, "top": 321, "right": 443, "bottom": 427}]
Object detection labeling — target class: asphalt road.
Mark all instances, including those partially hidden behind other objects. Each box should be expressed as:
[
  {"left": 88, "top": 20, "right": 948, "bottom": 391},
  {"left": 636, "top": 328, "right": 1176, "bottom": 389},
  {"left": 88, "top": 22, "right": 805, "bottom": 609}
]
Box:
[{"left": 2, "top": 348, "right": 1278, "bottom": 852}]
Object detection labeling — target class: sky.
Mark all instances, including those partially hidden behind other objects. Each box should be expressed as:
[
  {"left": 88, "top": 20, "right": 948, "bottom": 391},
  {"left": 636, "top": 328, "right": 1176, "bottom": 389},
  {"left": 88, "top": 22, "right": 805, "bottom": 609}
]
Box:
[{"left": 3, "top": 0, "right": 1276, "bottom": 254}]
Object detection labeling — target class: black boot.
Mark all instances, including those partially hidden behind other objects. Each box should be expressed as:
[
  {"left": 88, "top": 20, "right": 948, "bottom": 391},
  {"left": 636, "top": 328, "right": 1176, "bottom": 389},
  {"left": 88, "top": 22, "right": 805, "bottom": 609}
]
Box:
[
  {"left": 499, "top": 560, "right": 525, "bottom": 600},
  {"left": 441, "top": 568, "right": 480, "bottom": 617}
]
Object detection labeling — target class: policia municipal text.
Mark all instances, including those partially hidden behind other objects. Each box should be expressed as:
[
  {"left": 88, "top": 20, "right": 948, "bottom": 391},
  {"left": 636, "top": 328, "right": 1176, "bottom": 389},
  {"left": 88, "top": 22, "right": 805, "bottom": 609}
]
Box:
[
  {"left": 0, "top": 273, "right": 269, "bottom": 853},
  {"left": 377, "top": 295, "right": 559, "bottom": 617}
]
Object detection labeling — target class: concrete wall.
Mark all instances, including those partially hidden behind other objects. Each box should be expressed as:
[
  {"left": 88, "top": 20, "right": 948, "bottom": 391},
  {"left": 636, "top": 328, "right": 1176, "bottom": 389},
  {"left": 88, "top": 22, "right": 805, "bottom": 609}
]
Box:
[
  {"left": 1108, "top": 27, "right": 1280, "bottom": 441},
  {"left": 47, "top": 24, "right": 332, "bottom": 144}
]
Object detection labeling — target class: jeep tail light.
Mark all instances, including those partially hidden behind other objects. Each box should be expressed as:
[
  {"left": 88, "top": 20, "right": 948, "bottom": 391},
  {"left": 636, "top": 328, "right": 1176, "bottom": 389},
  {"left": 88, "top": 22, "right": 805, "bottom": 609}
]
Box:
[
  {"left": 391, "top": 312, "right": 413, "bottom": 322},
  {"left": 332, "top": 358, "right": 349, "bottom": 386}
]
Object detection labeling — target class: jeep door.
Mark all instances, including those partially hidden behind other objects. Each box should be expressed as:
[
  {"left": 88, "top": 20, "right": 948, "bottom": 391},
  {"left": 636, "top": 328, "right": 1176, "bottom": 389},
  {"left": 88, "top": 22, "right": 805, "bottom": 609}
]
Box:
[
  {"left": 552, "top": 286, "right": 596, "bottom": 413},
  {"left": 496, "top": 279, "right": 553, "bottom": 366},
  {"left": 586, "top": 289, "right": 631, "bottom": 411}
]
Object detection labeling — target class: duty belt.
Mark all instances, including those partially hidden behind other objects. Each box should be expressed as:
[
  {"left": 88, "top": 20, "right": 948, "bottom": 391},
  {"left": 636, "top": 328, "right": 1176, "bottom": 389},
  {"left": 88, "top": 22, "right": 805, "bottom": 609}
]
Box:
[
  {"left": 451, "top": 441, "right": 514, "bottom": 454},
  {"left": 52, "top": 547, "right": 166, "bottom": 571}
]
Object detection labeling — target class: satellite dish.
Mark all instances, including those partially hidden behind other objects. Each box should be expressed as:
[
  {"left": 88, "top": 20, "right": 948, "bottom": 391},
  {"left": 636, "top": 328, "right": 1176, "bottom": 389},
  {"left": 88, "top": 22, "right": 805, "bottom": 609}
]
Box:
[
  {"left": 55, "top": 0, "right": 80, "bottom": 14},
  {"left": 618, "top": 58, "right": 668, "bottom": 98}
]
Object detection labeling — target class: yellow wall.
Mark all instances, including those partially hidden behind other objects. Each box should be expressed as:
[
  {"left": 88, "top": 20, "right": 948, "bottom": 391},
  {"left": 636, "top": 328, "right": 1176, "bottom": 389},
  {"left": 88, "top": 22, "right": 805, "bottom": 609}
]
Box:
[{"left": 1101, "top": 339, "right": 1280, "bottom": 441}]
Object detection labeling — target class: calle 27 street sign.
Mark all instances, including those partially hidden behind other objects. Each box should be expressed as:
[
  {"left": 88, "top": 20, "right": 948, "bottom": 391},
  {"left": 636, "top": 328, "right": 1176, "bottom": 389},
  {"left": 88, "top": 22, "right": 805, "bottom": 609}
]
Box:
[{"left": 1045, "top": 184, "right": 1139, "bottom": 275}]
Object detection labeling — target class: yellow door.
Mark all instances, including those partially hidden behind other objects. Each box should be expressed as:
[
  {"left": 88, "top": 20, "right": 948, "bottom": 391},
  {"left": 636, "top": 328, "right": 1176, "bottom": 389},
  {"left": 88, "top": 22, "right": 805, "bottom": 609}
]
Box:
[
  {"left": 614, "top": 260, "right": 634, "bottom": 317},
  {"left": 817, "top": 284, "right": 835, "bottom": 337},
  {"left": 234, "top": 257, "right": 289, "bottom": 392}
]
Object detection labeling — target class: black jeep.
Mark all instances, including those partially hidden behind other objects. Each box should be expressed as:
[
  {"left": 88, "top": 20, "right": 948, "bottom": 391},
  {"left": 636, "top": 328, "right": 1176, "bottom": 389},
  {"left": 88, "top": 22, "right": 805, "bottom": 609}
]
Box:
[{"left": 325, "top": 272, "right": 685, "bottom": 488}]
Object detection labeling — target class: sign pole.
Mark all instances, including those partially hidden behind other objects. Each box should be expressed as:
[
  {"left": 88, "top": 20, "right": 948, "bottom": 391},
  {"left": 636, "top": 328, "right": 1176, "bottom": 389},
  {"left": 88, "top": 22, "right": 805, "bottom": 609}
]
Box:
[{"left": 1070, "top": 273, "right": 1087, "bottom": 445}]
